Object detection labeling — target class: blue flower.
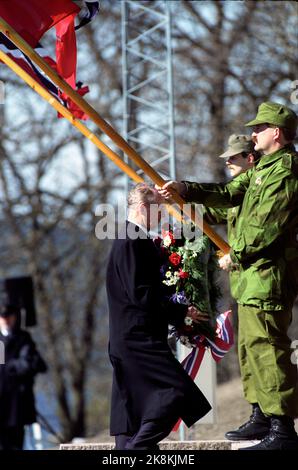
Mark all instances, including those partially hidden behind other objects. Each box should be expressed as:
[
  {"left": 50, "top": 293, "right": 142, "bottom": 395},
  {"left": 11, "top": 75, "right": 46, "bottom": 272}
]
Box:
[{"left": 170, "top": 291, "right": 189, "bottom": 305}]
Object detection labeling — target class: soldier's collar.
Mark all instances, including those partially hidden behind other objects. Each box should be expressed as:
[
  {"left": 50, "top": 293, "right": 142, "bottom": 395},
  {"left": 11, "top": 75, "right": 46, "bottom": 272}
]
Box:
[{"left": 256, "top": 144, "right": 295, "bottom": 170}]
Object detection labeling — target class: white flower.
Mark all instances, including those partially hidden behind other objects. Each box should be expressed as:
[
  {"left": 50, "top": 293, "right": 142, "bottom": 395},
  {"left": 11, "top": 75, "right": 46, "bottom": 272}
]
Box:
[
  {"left": 163, "top": 271, "right": 179, "bottom": 286},
  {"left": 163, "top": 235, "right": 172, "bottom": 247},
  {"left": 184, "top": 316, "right": 193, "bottom": 326},
  {"left": 163, "top": 279, "right": 177, "bottom": 286}
]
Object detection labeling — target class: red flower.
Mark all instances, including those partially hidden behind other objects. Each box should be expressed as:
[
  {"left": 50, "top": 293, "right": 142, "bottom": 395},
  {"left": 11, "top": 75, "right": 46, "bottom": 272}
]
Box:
[
  {"left": 178, "top": 269, "right": 189, "bottom": 279},
  {"left": 169, "top": 252, "right": 181, "bottom": 266}
]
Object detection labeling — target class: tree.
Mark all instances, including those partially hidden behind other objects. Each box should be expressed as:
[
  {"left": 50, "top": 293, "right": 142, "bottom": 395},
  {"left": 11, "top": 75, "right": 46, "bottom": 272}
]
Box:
[
  {"left": 0, "top": 0, "right": 124, "bottom": 441},
  {"left": 0, "top": 0, "right": 297, "bottom": 441},
  {"left": 172, "top": 0, "right": 298, "bottom": 180}
]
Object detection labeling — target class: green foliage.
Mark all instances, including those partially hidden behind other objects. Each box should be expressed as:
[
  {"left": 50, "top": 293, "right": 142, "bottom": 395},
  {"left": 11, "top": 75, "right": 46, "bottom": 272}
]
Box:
[{"left": 160, "top": 226, "right": 222, "bottom": 342}]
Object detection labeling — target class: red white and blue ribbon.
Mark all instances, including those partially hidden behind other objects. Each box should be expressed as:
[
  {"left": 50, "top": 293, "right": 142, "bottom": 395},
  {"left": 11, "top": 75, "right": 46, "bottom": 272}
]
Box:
[
  {"left": 182, "top": 310, "right": 234, "bottom": 374},
  {"left": 173, "top": 310, "right": 234, "bottom": 431}
]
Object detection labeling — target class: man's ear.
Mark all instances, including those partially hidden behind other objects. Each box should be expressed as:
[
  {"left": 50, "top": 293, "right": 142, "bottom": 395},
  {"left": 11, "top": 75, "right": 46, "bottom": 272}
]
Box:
[
  {"left": 273, "top": 127, "right": 282, "bottom": 143},
  {"left": 139, "top": 202, "right": 147, "bottom": 214},
  {"left": 247, "top": 153, "right": 255, "bottom": 164}
]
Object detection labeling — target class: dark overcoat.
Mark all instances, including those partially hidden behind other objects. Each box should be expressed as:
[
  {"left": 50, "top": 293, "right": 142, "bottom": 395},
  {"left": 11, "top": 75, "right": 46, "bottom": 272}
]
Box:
[
  {"left": 106, "top": 222, "right": 211, "bottom": 435},
  {"left": 0, "top": 329, "right": 47, "bottom": 428}
]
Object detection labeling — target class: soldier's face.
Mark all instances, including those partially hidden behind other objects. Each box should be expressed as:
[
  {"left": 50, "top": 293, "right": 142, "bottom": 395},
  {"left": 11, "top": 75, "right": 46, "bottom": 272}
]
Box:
[
  {"left": 251, "top": 124, "right": 277, "bottom": 154},
  {"left": 226, "top": 153, "right": 253, "bottom": 177}
]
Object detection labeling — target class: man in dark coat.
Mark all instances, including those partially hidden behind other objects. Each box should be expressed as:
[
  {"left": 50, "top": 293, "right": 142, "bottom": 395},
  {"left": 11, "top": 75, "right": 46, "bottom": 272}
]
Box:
[
  {"left": 106, "top": 183, "right": 211, "bottom": 450},
  {"left": 0, "top": 304, "right": 47, "bottom": 450}
]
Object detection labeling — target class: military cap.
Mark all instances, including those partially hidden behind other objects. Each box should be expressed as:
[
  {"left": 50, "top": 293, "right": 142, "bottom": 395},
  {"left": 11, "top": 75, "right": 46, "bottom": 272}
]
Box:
[
  {"left": 245, "top": 101, "right": 298, "bottom": 133},
  {"left": 218, "top": 134, "right": 255, "bottom": 159}
]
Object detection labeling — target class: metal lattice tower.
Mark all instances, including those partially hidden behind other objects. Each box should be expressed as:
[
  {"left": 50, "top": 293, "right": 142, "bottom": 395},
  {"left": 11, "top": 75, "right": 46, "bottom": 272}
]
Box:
[
  {"left": 121, "top": 0, "right": 176, "bottom": 191},
  {"left": 121, "top": 1, "right": 216, "bottom": 432}
]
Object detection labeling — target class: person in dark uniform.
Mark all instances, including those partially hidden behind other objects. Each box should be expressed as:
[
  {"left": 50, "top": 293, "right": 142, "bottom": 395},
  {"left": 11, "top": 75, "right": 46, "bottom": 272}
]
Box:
[
  {"left": 0, "top": 304, "right": 47, "bottom": 450},
  {"left": 106, "top": 183, "right": 211, "bottom": 451}
]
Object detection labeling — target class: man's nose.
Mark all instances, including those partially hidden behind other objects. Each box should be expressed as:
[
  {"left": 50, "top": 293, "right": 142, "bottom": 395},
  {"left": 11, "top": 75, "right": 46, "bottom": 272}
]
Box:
[{"left": 251, "top": 133, "right": 258, "bottom": 144}]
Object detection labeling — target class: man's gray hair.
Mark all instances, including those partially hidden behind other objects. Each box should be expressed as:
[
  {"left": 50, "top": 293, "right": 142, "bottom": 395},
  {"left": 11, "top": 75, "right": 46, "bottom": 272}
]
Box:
[{"left": 127, "top": 183, "right": 159, "bottom": 208}]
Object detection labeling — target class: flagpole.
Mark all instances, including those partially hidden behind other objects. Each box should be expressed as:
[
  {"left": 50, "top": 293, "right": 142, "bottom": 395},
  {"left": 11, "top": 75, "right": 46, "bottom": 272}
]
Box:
[
  {"left": 0, "top": 49, "right": 144, "bottom": 185},
  {"left": 0, "top": 17, "right": 230, "bottom": 253},
  {"left": 0, "top": 47, "right": 184, "bottom": 223}
]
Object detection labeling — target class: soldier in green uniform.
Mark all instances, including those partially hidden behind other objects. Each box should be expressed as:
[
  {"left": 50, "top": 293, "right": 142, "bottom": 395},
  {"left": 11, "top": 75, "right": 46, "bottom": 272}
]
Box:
[
  {"left": 157, "top": 102, "right": 298, "bottom": 450},
  {"left": 204, "top": 134, "right": 258, "bottom": 301}
]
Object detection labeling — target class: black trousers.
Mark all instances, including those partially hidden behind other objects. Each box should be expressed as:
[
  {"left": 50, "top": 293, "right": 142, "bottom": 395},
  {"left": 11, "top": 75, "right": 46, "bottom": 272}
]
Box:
[
  {"left": 115, "top": 415, "right": 179, "bottom": 450},
  {"left": 0, "top": 426, "right": 24, "bottom": 450}
]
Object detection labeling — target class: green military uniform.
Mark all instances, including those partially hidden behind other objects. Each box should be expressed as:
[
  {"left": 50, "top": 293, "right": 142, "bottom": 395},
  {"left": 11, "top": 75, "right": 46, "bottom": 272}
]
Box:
[
  {"left": 203, "top": 134, "right": 256, "bottom": 299},
  {"left": 204, "top": 206, "right": 240, "bottom": 299},
  {"left": 184, "top": 137, "right": 298, "bottom": 417}
]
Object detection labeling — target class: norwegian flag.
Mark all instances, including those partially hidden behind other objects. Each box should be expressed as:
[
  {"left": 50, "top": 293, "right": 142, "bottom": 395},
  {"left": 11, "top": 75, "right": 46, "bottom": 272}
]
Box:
[
  {"left": 0, "top": 0, "right": 99, "bottom": 119},
  {"left": 75, "top": 1, "right": 100, "bottom": 30},
  {"left": 183, "top": 310, "right": 234, "bottom": 377},
  {"left": 0, "top": 0, "right": 80, "bottom": 47},
  {"left": 173, "top": 310, "right": 234, "bottom": 431},
  {"left": 0, "top": 33, "right": 89, "bottom": 119},
  {"left": 208, "top": 310, "right": 234, "bottom": 360}
]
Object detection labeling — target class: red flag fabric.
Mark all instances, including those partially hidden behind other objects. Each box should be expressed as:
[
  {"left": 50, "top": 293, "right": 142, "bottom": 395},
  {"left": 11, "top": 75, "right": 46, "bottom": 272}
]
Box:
[
  {"left": 0, "top": 0, "right": 91, "bottom": 119},
  {"left": 56, "top": 13, "right": 77, "bottom": 89},
  {"left": 60, "top": 84, "right": 89, "bottom": 119},
  {"left": 0, "top": 33, "right": 89, "bottom": 120},
  {"left": 0, "top": 0, "right": 79, "bottom": 47}
]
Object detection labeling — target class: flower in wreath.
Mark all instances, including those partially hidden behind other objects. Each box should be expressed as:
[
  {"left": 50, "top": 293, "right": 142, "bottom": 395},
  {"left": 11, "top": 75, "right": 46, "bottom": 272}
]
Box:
[
  {"left": 169, "top": 252, "right": 182, "bottom": 266},
  {"left": 170, "top": 291, "right": 190, "bottom": 305},
  {"left": 158, "top": 224, "right": 222, "bottom": 345},
  {"left": 178, "top": 269, "right": 189, "bottom": 279},
  {"left": 162, "top": 229, "right": 175, "bottom": 247}
]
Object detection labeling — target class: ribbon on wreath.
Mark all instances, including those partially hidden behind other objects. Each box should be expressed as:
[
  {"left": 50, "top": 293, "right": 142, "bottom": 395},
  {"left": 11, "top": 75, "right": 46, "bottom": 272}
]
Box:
[{"left": 173, "top": 310, "right": 234, "bottom": 431}]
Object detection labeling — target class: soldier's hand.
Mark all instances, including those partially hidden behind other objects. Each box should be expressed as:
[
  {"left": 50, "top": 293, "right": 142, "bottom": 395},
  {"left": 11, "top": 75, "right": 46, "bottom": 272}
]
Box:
[
  {"left": 218, "top": 253, "right": 237, "bottom": 272},
  {"left": 155, "top": 181, "right": 186, "bottom": 202}
]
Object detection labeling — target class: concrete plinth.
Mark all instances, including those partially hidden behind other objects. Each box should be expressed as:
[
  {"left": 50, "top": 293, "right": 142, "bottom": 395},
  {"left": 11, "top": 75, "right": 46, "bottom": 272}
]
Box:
[{"left": 60, "top": 440, "right": 234, "bottom": 450}]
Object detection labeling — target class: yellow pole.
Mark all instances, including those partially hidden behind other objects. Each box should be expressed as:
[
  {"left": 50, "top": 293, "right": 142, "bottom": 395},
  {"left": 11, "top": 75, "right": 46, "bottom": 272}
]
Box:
[
  {"left": 0, "top": 48, "right": 183, "bottom": 223},
  {"left": 0, "top": 17, "right": 229, "bottom": 253},
  {"left": 0, "top": 49, "right": 144, "bottom": 184}
]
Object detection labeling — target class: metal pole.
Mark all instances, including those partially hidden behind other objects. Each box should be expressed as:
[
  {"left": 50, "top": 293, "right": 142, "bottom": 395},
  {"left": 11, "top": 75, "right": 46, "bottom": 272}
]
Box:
[
  {"left": 121, "top": 0, "right": 130, "bottom": 197},
  {"left": 0, "top": 17, "right": 231, "bottom": 252},
  {"left": 165, "top": 1, "right": 185, "bottom": 441},
  {"left": 165, "top": 1, "right": 176, "bottom": 181}
]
